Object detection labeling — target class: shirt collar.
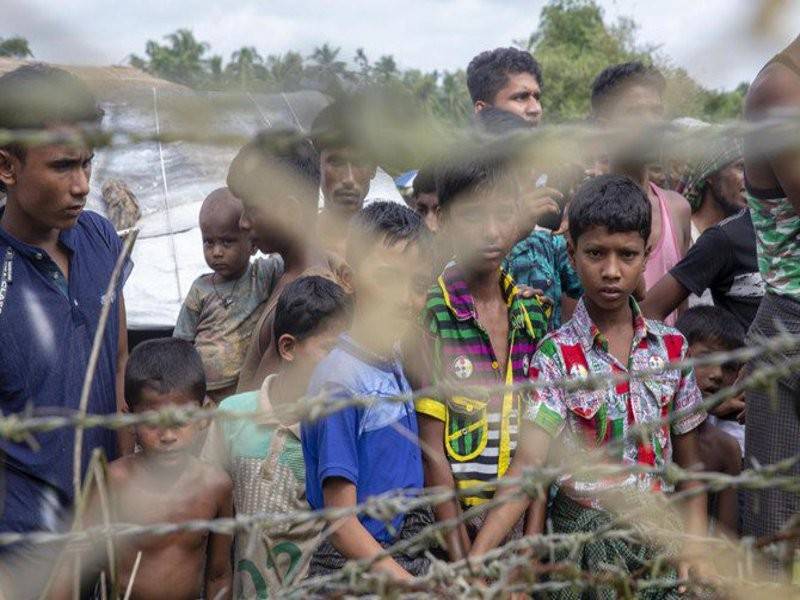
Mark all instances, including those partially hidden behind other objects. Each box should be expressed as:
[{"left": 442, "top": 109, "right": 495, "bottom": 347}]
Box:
[
  {"left": 338, "top": 333, "right": 402, "bottom": 374},
  {"left": 572, "top": 296, "right": 649, "bottom": 354},
  {"left": 0, "top": 207, "right": 78, "bottom": 260},
  {"left": 438, "top": 262, "right": 524, "bottom": 326}
]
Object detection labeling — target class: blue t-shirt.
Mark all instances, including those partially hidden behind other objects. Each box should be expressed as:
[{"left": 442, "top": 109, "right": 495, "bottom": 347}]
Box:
[
  {"left": 301, "top": 335, "right": 423, "bottom": 544},
  {"left": 0, "top": 210, "right": 131, "bottom": 535}
]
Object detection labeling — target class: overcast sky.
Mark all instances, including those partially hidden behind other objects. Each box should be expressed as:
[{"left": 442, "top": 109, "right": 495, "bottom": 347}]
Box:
[{"left": 5, "top": 0, "right": 799, "bottom": 90}]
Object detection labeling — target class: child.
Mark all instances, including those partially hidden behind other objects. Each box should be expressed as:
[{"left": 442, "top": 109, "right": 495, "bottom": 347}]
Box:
[
  {"left": 59, "top": 339, "right": 233, "bottom": 600},
  {"left": 414, "top": 150, "right": 551, "bottom": 559},
  {"left": 677, "top": 306, "right": 744, "bottom": 534},
  {"left": 470, "top": 174, "right": 708, "bottom": 594},
  {"left": 201, "top": 275, "right": 352, "bottom": 597},
  {"left": 301, "top": 202, "right": 430, "bottom": 581},
  {"left": 227, "top": 130, "right": 352, "bottom": 393},
  {"left": 174, "top": 188, "right": 283, "bottom": 403}
]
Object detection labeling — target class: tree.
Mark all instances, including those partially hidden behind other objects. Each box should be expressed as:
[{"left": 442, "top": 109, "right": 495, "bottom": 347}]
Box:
[
  {"left": 226, "top": 46, "right": 267, "bottom": 90},
  {"left": 130, "top": 29, "right": 211, "bottom": 88},
  {"left": 0, "top": 36, "right": 33, "bottom": 58},
  {"left": 265, "top": 51, "right": 305, "bottom": 91}
]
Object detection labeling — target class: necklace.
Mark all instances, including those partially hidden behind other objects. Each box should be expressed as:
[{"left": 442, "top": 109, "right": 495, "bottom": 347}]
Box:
[{"left": 212, "top": 272, "right": 242, "bottom": 309}]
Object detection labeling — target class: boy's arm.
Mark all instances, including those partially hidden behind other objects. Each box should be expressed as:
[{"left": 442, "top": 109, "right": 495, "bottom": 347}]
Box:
[
  {"left": 205, "top": 476, "right": 234, "bottom": 600},
  {"left": 418, "top": 414, "right": 471, "bottom": 560},
  {"left": 470, "top": 421, "right": 551, "bottom": 557},
  {"left": 672, "top": 429, "right": 709, "bottom": 583},
  {"left": 322, "top": 477, "right": 412, "bottom": 580},
  {"left": 173, "top": 283, "right": 201, "bottom": 341}
]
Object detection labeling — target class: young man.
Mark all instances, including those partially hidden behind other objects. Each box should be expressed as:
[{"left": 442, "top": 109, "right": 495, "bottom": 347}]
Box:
[
  {"left": 58, "top": 339, "right": 233, "bottom": 600},
  {"left": 311, "top": 100, "right": 378, "bottom": 259},
  {"left": 467, "top": 47, "right": 543, "bottom": 126},
  {"left": 174, "top": 188, "right": 283, "bottom": 403},
  {"left": 470, "top": 175, "right": 708, "bottom": 594},
  {"left": 740, "top": 34, "right": 800, "bottom": 553},
  {"left": 677, "top": 306, "right": 744, "bottom": 535},
  {"left": 0, "top": 65, "right": 132, "bottom": 595},
  {"left": 414, "top": 151, "right": 551, "bottom": 560},
  {"left": 301, "top": 202, "right": 430, "bottom": 580},
  {"left": 229, "top": 129, "right": 351, "bottom": 393},
  {"left": 591, "top": 62, "right": 693, "bottom": 326},
  {"left": 202, "top": 275, "right": 352, "bottom": 597}
]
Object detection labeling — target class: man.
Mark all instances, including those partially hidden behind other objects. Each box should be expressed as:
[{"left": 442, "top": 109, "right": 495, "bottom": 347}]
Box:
[
  {"left": 467, "top": 47, "right": 543, "bottom": 126},
  {"left": 407, "top": 167, "right": 440, "bottom": 233},
  {"left": 740, "top": 34, "right": 800, "bottom": 564},
  {"left": 0, "top": 64, "right": 131, "bottom": 594},
  {"left": 682, "top": 140, "right": 747, "bottom": 239},
  {"left": 591, "top": 61, "right": 693, "bottom": 325},
  {"left": 311, "top": 100, "right": 377, "bottom": 258}
]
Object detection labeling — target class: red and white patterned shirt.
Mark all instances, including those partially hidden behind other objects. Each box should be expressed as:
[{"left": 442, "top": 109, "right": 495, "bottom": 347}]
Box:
[{"left": 524, "top": 297, "right": 706, "bottom": 508}]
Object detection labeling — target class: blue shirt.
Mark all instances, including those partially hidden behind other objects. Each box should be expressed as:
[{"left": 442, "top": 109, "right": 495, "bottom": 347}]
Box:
[
  {"left": 504, "top": 229, "right": 583, "bottom": 328},
  {"left": 301, "top": 335, "right": 423, "bottom": 544},
  {"left": 0, "top": 209, "right": 131, "bottom": 534}
]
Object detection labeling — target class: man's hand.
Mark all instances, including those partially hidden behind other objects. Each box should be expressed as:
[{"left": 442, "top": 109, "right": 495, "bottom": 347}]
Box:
[
  {"left": 710, "top": 394, "right": 746, "bottom": 420},
  {"left": 516, "top": 285, "right": 553, "bottom": 309},
  {"left": 519, "top": 187, "right": 562, "bottom": 232}
]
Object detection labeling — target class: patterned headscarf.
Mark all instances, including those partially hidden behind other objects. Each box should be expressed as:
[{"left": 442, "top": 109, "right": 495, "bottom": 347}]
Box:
[{"left": 680, "top": 128, "right": 743, "bottom": 212}]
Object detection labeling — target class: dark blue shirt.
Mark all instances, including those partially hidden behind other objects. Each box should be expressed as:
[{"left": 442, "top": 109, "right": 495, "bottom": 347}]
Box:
[
  {"left": 0, "top": 209, "right": 131, "bottom": 534},
  {"left": 301, "top": 335, "right": 423, "bottom": 544}
]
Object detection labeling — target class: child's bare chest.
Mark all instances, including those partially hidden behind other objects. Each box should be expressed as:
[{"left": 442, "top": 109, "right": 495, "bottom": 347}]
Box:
[{"left": 474, "top": 300, "right": 510, "bottom": 372}]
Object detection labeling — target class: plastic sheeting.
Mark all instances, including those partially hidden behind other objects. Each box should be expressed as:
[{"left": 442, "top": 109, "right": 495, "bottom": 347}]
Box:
[{"left": 81, "top": 86, "right": 404, "bottom": 329}]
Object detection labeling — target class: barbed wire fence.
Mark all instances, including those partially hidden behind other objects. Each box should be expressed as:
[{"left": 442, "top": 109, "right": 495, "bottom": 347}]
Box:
[{"left": 2, "top": 103, "right": 800, "bottom": 599}]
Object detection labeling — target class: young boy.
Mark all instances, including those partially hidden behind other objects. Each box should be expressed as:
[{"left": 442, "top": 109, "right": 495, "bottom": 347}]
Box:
[
  {"left": 202, "top": 275, "right": 352, "bottom": 597},
  {"left": 676, "top": 306, "right": 744, "bottom": 534},
  {"left": 174, "top": 188, "right": 283, "bottom": 403},
  {"left": 470, "top": 175, "right": 708, "bottom": 593},
  {"left": 301, "top": 202, "right": 430, "bottom": 581},
  {"left": 414, "top": 150, "right": 551, "bottom": 560},
  {"left": 59, "top": 339, "right": 233, "bottom": 600},
  {"left": 227, "top": 130, "right": 351, "bottom": 393}
]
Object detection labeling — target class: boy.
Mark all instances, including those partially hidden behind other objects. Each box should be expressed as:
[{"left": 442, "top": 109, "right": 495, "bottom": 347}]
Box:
[
  {"left": 301, "top": 202, "right": 430, "bottom": 580},
  {"left": 58, "top": 339, "right": 233, "bottom": 600},
  {"left": 202, "top": 275, "right": 352, "bottom": 597},
  {"left": 470, "top": 175, "right": 708, "bottom": 594},
  {"left": 591, "top": 62, "right": 692, "bottom": 326},
  {"left": 228, "top": 129, "right": 351, "bottom": 393},
  {"left": 677, "top": 306, "right": 744, "bottom": 534},
  {"left": 414, "top": 150, "right": 551, "bottom": 560},
  {"left": 174, "top": 188, "right": 283, "bottom": 403}
]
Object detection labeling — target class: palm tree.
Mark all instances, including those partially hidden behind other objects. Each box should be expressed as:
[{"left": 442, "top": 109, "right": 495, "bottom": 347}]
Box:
[
  {"left": 307, "top": 43, "right": 351, "bottom": 91},
  {"left": 226, "top": 46, "right": 266, "bottom": 90},
  {"left": 265, "top": 52, "right": 305, "bottom": 91}
]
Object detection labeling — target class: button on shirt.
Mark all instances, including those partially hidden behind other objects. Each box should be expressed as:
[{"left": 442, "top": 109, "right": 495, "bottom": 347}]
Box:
[
  {"left": 0, "top": 210, "right": 131, "bottom": 534},
  {"left": 415, "top": 263, "right": 551, "bottom": 507},
  {"left": 301, "top": 335, "right": 423, "bottom": 544},
  {"left": 524, "top": 298, "right": 705, "bottom": 509}
]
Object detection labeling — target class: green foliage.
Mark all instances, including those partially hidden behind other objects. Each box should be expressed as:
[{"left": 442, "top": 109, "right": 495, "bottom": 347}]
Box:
[
  {"left": 0, "top": 36, "right": 33, "bottom": 59},
  {"left": 127, "top": 1, "right": 743, "bottom": 124}
]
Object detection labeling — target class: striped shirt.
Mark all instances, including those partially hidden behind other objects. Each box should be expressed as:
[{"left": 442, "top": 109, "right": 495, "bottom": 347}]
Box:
[{"left": 415, "top": 263, "right": 550, "bottom": 507}]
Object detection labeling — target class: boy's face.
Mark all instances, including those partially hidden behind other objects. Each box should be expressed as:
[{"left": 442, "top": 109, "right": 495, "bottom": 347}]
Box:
[
  {"left": 600, "top": 84, "right": 664, "bottom": 126},
  {"left": 319, "top": 146, "right": 376, "bottom": 217},
  {"left": 0, "top": 130, "right": 93, "bottom": 231},
  {"left": 444, "top": 188, "right": 519, "bottom": 276},
  {"left": 239, "top": 195, "right": 297, "bottom": 255},
  {"left": 200, "top": 204, "right": 253, "bottom": 280},
  {"left": 569, "top": 225, "right": 648, "bottom": 312},
  {"left": 133, "top": 388, "right": 200, "bottom": 468},
  {"left": 354, "top": 239, "right": 422, "bottom": 344},
  {"left": 408, "top": 192, "right": 441, "bottom": 233},
  {"left": 688, "top": 340, "right": 741, "bottom": 397},
  {"left": 478, "top": 72, "right": 543, "bottom": 126},
  {"left": 290, "top": 317, "right": 348, "bottom": 384}
]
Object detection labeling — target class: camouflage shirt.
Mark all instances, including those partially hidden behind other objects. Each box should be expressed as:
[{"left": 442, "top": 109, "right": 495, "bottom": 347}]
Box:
[{"left": 747, "top": 191, "right": 800, "bottom": 301}]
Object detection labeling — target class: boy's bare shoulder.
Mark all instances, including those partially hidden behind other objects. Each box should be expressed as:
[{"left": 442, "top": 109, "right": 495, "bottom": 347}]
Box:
[
  {"left": 192, "top": 456, "right": 233, "bottom": 498},
  {"left": 105, "top": 454, "right": 139, "bottom": 484}
]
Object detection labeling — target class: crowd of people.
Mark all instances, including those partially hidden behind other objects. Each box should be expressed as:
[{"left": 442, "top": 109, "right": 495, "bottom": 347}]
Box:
[{"left": 0, "top": 34, "right": 798, "bottom": 599}]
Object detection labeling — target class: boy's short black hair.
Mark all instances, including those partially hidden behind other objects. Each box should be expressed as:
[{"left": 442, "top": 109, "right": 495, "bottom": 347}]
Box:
[
  {"left": 568, "top": 174, "right": 651, "bottom": 244},
  {"left": 274, "top": 275, "right": 353, "bottom": 345},
  {"left": 675, "top": 306, "right": 746, "bottom": 351},
  {"left": 590, "top": 61, "right": 666, "bottom": 115},
  {"left": 0, "top": 64, "right": 104, "bottom": 192},
  {"left": 125, "top": 338, "right": 206, "bottom": 409},
  {"left": 227, "top": 128, "right": 320, "bottom": 211},
  {"left": 436, "top": 147, "right": 517, "bottom": 213},
  {"left": 467, "top": 47, "right": 543, "bottom": 105},
  {"left": 412, "top": 167, "right": 437, "bottom": 197},
  {"left": 476, "top": 106, "right": 532, "bottom": 135},
  {"left": 346, "top": 200, "right": 427, "bottom": 269}
]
